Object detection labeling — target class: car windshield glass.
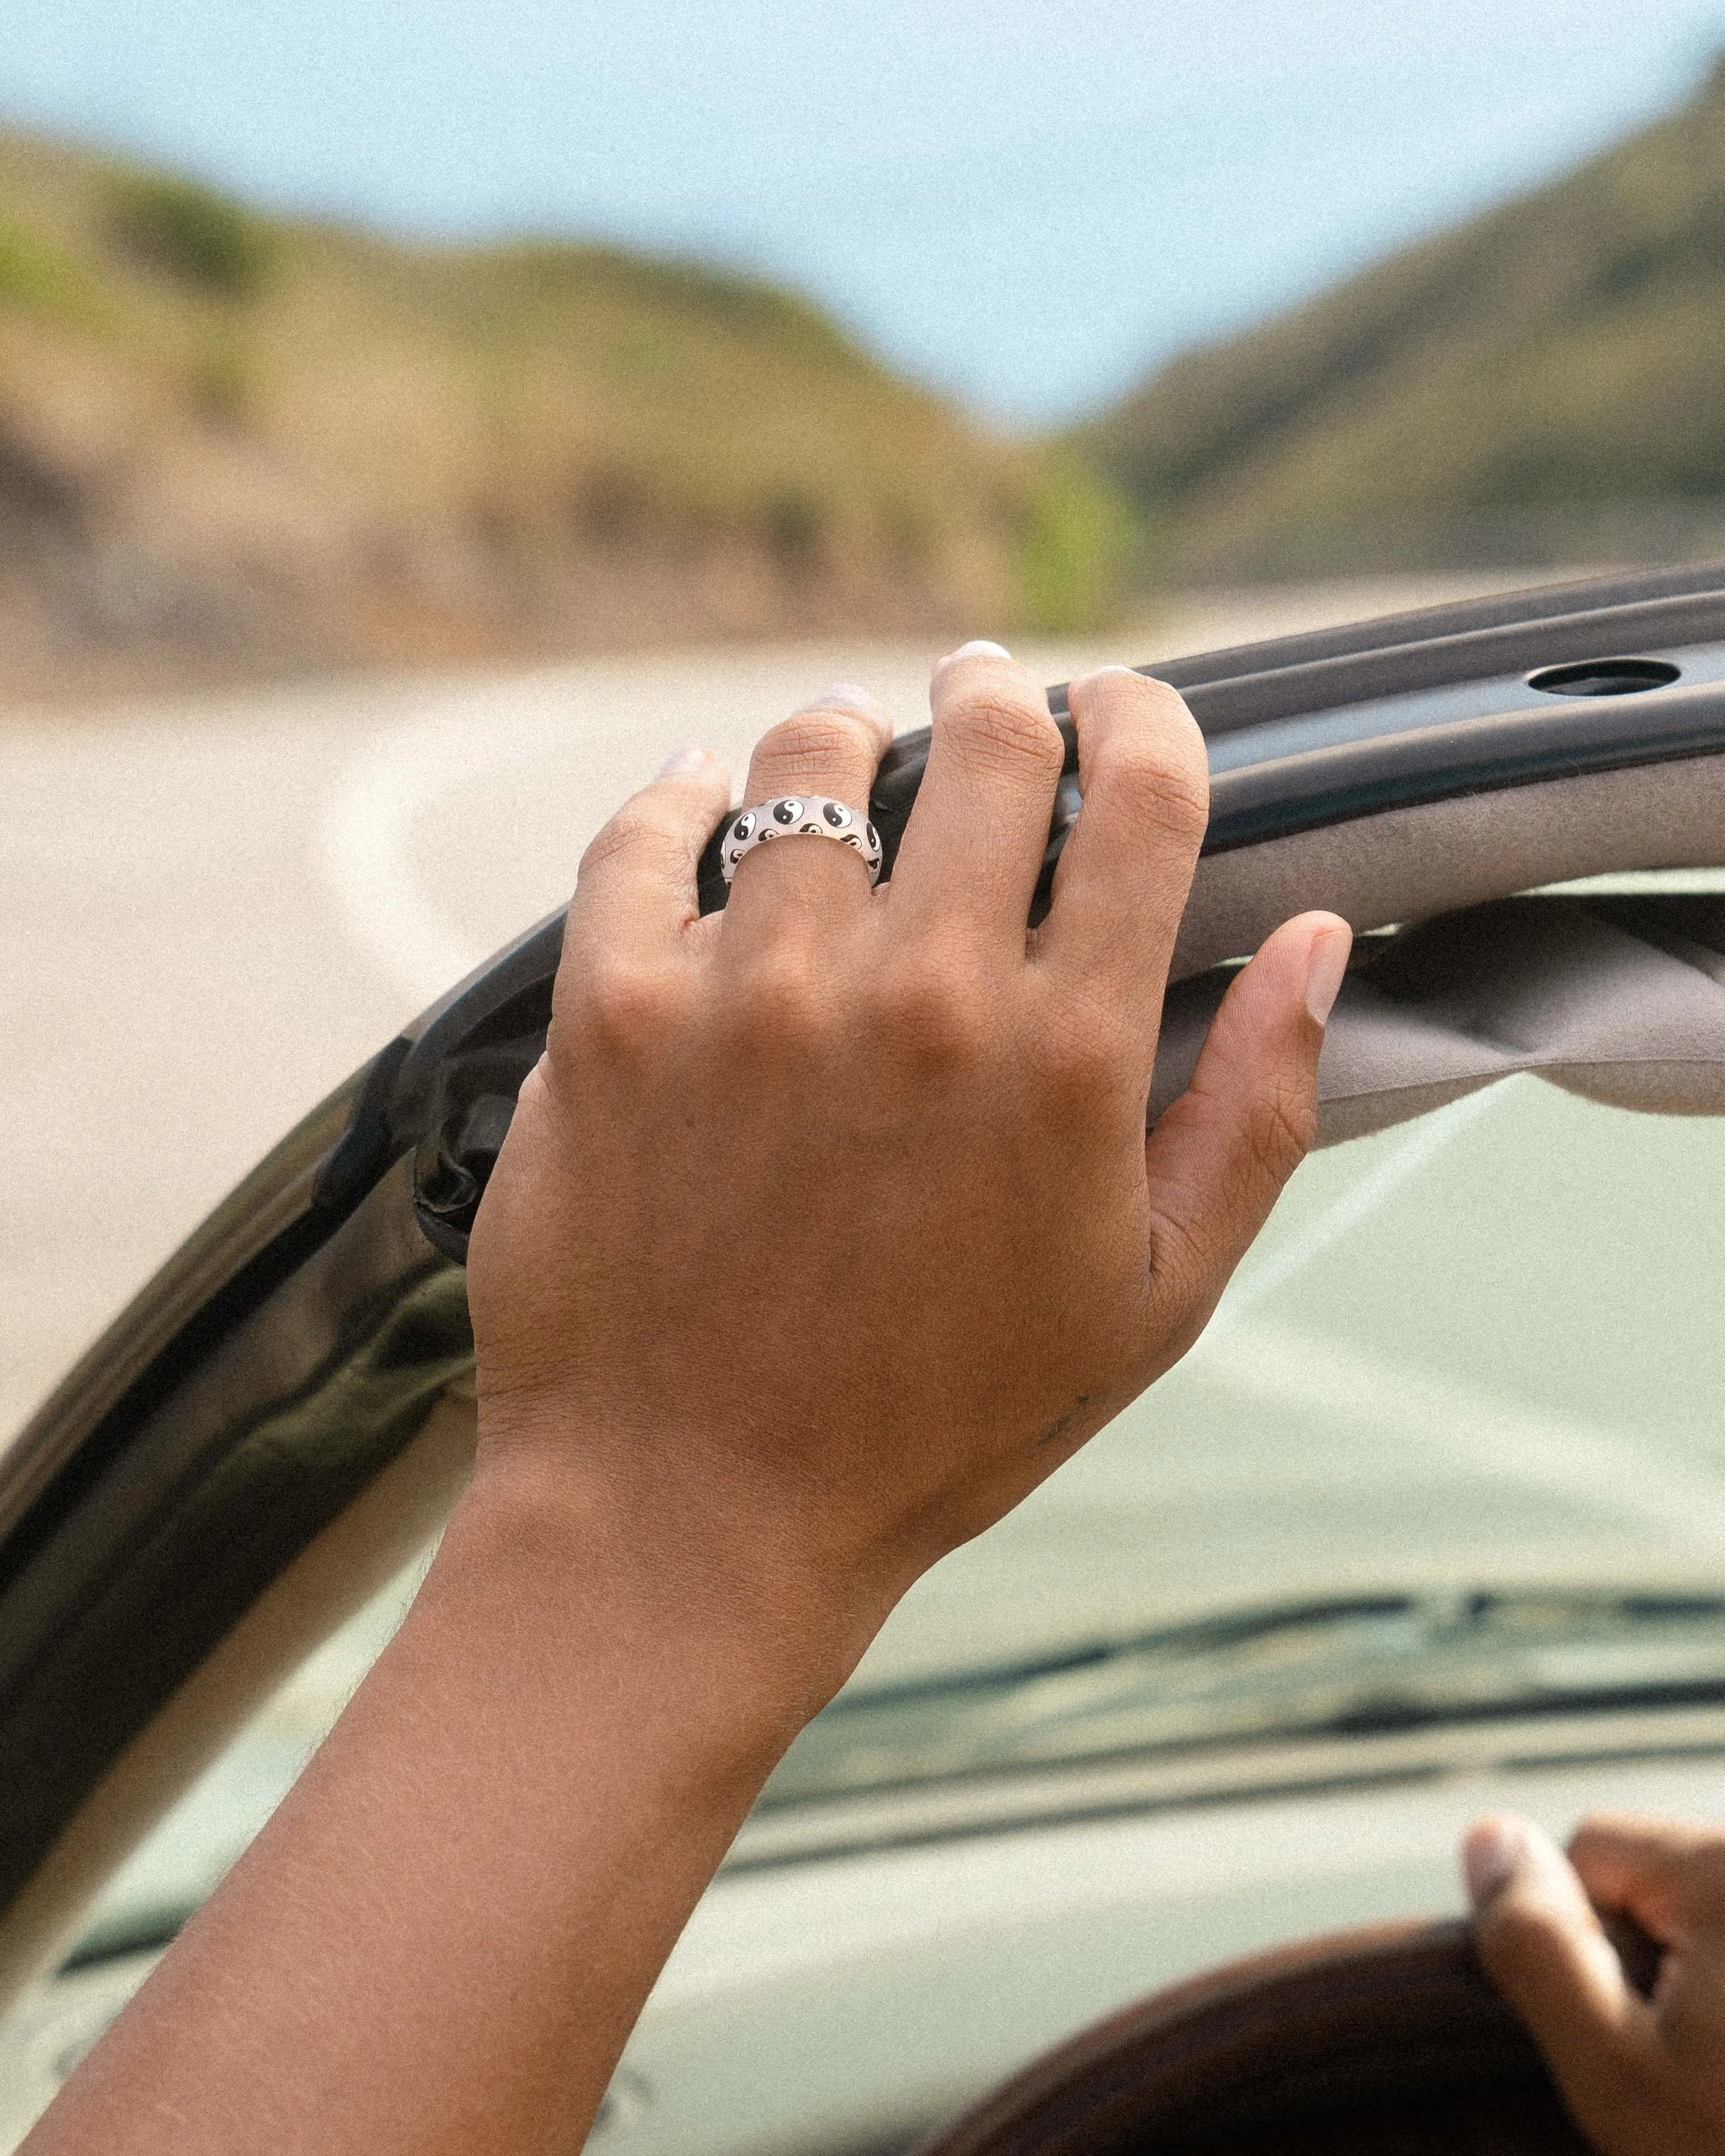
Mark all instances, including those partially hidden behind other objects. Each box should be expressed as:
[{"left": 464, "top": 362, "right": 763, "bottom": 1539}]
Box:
[
  {"left": 851, "top": 1052, "right": 1725, "bottom": 1678},
  {"left": 51, "top": 1039, "right": 1725, "bottom": 1971}
]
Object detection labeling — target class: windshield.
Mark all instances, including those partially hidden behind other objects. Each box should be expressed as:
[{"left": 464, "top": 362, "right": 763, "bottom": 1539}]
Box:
[
  {"left": 50, "top": 1051, "right": 1725, "bottom": 1966},
  {"left": 852, "top": 1055, "right": 1725, "bottom": 1673}
]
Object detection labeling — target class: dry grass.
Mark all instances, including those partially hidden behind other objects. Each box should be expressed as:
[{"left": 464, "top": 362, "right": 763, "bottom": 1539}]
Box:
[
  {"left": 1080, "top": 59, "right": 1725, "bottom": 581},
  {"left": 0, "top": 130, "right": 1132, "bottom": 701}
]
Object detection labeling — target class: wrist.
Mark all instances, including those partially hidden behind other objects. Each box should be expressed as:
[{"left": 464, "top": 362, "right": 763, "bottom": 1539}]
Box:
[{"left": 431, "top": 1418, "right": 876, "bottom": 1762}]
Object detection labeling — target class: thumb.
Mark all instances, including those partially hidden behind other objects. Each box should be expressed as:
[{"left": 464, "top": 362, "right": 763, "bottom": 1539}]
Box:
[
  {"left": 1465, "top": 1815, "right": 1654, "bottom": 2134},
  {"left": 1141, "top": 911, "right": 1349, "bottom": 1304}
]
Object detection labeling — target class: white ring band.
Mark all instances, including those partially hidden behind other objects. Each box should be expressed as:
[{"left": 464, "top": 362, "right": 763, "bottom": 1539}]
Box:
[{"left": 720, "top": 797, "right": 883, "bottom": 886}]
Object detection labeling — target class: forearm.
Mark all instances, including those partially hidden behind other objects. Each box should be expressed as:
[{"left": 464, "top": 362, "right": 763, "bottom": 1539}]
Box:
[
  {"left": 27, "top": 654, "right": 1342, "bottom": 2153},
  {"left": 27, "top": 1448, "right": 842, "bottom": 2156}
]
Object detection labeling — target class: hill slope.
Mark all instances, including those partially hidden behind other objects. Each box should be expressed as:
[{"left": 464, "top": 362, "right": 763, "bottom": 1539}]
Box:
[
  {"left": 1083, "top": 61, "right": 1725, "bottom": 578},
  {"left": 0, "top": 131, "right": 1118, "bottom": 700}
]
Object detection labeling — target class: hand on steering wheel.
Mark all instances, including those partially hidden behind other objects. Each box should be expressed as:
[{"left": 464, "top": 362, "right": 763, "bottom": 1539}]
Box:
[{"left": 1466, "top": 1812, "right": 1725, "bottom": 2155}]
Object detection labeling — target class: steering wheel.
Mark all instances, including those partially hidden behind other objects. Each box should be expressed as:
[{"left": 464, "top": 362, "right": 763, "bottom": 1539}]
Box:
[{"left": 917, "top": 1917, "right": 1656, "bottom": 2155}]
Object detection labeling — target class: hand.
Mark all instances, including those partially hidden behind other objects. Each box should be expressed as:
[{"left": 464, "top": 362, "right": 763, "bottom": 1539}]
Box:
[
  {"left": 28, "top": 648, "right": 1351, "bottom": 2156},
  {"left": 1465, "top": 1812, "right": 1725, "bottom": 2155},
  {"left": 468, "top": 644, "right": 1352, "bottom": 1694}
]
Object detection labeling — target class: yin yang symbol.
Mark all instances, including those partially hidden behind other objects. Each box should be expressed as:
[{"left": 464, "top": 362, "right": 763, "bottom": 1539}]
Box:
[
  {"left": 822, "top": 801, "right": 850, "bottom": 828},
  {"left": 773, "top": 798, "right": 801, "bottom": 825}
]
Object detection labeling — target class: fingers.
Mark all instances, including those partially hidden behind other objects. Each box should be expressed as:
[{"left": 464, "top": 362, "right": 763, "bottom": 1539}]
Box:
[
  {"left": 1464, "top": 1815, "right": 1659, "bottom": 2134},
  {"left": 1140, "top": 912, "right": 1351, "bottom": 1320},
  {"left": 1569, "top": 1813, "right": 1725, "bottom": 1938},
  {"left": 721, "top": 686, "right": 893, "bottom": 935},
  {"left": 562, "top": 746, "right": 732, "bottom": 970},
  {"left": 889, "top": 642, "right": 1067, "bottom": 950},
  {"left": 1037, "top": 667, "right": 1210, "bottom": 1042}
]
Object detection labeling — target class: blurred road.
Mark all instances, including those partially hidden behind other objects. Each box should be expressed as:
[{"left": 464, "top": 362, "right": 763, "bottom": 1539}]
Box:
[{"left": 2, "top": 576, "right": 1527, "bottom": 1446}]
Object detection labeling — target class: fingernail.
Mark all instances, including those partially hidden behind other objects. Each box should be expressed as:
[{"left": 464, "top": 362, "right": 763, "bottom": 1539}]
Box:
[
  {"left": 1464, "top": 1817, "right": 1528, "bottom": 1906},
  {"left": 656, "top": 746, "right": 717, "bottom": 780},
  {"left": 937, "top": 638, "right": 1012, "bottom": 667},
  {"left": 1067, "top": 664, "right": 1124, "bottom": 693},
  {"left": 808, "top": 682, "right": 885, "bottom": 715},
  {"left": 1305, "top": 924, "right": 1352, "bottom": 1025}
]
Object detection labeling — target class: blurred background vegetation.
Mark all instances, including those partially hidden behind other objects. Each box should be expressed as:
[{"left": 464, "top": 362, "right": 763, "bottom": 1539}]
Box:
[
  {"left": 7, "top": 54, "right": 1725, "bottom": 698},
  {"left": 1081, "top": 55, "right": 1725, "bottom": 584},
  {"left": 0, "top": 129, "right": 1136, "bottom": 700}
]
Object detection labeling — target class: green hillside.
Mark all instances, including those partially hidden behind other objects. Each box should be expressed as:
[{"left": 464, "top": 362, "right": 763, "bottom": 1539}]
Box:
[
  {"left": 0, "top": 130, "right": 1125, "bottom": 701},
  {"left": 1082, "top": 60, "right": 1725, "bottom": 580}
]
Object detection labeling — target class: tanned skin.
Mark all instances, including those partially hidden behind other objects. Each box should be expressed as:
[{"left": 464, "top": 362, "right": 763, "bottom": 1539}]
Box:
[
  {"left": 25, "top": 646, "right": 1708, "bottom": 2155},
  {"left": 1464, "top": 1813, "right": 1725, "bottom": 2153}
]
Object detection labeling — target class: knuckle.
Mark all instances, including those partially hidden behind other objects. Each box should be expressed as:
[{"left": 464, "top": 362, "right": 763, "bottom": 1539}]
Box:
[
  {"left": 578, "top": 802, "right": 684, "bottom": 883},
  {"left": 734, "top": 944, "right": 828, "bottom": 1042},
  {"left": 567, "top": 957, "right": 681, "bottom": 1057},
  {"left": 942, "top": 692, "right": 1065, "bottom": 782},
  {"left": 1247, "top": 1077, "right": 1317, "bottom": 1184},
  {"left": 1102, "top": 743, "right": 1209, "bottom": 840},
  {"left": 1039, "top": 1004, "right": 1136, "bottom": 1104},
  {"left": 1567, "top": 1815, "right": 1626, "bottom": 1865},
  {"left": 875, "top": 955, "right": 992, "bottom": 1067},
  {"left": 1145, "top": 1198, "right": 1210, "bottom": 1304},
  {"left": 1139, "top": 673, "right": 1207, "bottom": 746},
  {"left": 753, "top": 706, "right": 875, "bottom": 777}
]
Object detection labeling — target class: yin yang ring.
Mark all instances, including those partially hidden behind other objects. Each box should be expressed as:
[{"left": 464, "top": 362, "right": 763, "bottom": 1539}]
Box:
[{"left": 719, "top": 797, "right": 884, "bottom": 886}]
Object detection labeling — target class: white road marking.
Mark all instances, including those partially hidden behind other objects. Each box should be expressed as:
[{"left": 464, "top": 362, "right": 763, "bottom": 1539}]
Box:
[
  {"left": 312, "top": 648, "right": 900, "bottom": 1006},
  {"left": 318, "top": 690, "right": 585, "bottom": 1006},
  {"left": 313, "top": 643, "right": 944, "bottom": 1008}
]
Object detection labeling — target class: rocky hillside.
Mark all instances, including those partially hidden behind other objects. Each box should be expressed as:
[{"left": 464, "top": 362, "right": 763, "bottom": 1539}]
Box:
[
  {"left": 0, "top": 130, "right": 1123, "bottom": 702},
  {"left": 1082, "top": 61, "right": 1725, "bottom": 580}
]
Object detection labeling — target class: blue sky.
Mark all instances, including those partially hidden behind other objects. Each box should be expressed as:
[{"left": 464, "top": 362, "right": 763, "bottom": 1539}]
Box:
[{"left": 5, "top": 1, "right": 1725, "bottom": 422}]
